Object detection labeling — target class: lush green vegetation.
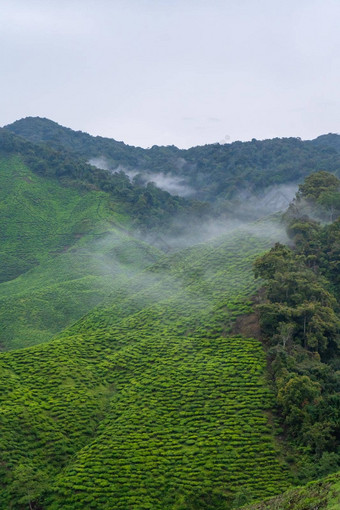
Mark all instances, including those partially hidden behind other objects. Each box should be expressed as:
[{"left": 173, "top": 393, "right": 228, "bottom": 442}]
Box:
[
  {"left": 0, "top": 229, "right": 161, "bottom": 350},
  {"left": 0, "top": 154, "right": 119, "bottom": 282},
  {"left": 0, "top": 227, "right": 291, "bottom": 509},
  {"left": 0, "top": 128, "right": 201, "bottom": 234},
  {"left": 1, "top": 118, "right": 339, "bottom": 509},
  {"left": 254, "top": 172, "right": 340, "bottom": 483},
  {"left": 0, "top": 154, "right": 162, "bottom": 349},
  {"left": 243, "top": 471, "right": 340, "bottom": 510},
  {"left": 5, "top": 117, "right": 340, "bottom": 204}
]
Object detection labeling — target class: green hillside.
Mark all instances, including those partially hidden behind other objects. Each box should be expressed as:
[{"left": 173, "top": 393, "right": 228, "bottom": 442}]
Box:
[
  {"left": 250, "top": 174, "right": 340, "bottom": 494},
  {"left": 1, "top": 122, "right": 339, "bottom": 509},
  {"left": 0, "top": 128, "right": 199, "bottom": 236},
  {"left": 0, "top": 154, "right": 121, "bottom": 283},
  {"left": 243, "top": 472, "right": 340, "bottom": 510},
  {"left": 0, "top": 154, "right": 162, "bottom": 350},
  {"left": 0, "top": 230, "right": 160, "bottom": 350},
  {"left": 0, "top": 227, "right": 291, "bottom": 509},
  {"left": 5, "top": 117, "right": 340, "bottom": 203}
]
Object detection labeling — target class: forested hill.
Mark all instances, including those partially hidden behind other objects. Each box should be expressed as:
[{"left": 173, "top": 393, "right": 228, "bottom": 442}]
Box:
[
  {"left": 5, "top": 117, "right": 340, "bottom": 203},
  {"left": 0, "top": 127, "right": 203, "bottom": 234},
  {"left": 312, "top": 133, "right": 340, "bottom": 152}
]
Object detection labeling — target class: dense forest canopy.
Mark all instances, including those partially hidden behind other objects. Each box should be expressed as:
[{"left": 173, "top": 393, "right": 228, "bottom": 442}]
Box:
[
  {"left": 5, "top": 117, "right": 340, "bottom": 204},
  {"left": 254, "top": 171, "right": 340, "bottom": 482},
  {"left": 0, "top": 127, "right": 206, "bottom": 235}
]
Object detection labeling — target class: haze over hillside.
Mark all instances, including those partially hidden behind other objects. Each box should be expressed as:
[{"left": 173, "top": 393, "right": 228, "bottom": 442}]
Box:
[
  {"left": 0, "top": 118, "right": 339, "bottom": 509},
  {"left": 6, "top": 117, "right": 340, "bottom": 203},
  {"left": 2, "top": 1, "right": 340, "bottom": 508}
]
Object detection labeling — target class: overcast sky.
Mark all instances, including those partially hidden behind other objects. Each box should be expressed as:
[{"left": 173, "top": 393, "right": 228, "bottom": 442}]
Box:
[{"left": 1, "top": 0, "right": 339, "bottom": 148}]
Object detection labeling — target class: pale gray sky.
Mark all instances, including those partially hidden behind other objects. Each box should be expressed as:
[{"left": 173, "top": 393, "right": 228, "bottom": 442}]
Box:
[{"left": 1, "top": 0, "right": 339, "bottom": 148}]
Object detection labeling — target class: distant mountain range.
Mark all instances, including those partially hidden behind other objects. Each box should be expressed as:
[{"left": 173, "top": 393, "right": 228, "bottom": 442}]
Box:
[{"left": 5, "top": 117, "right": 340, "bottom": 204}]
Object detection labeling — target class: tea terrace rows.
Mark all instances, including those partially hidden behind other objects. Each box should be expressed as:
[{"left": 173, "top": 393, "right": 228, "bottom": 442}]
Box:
[{"left": 0, "top": 227, "right": 290, "bottom": 508}]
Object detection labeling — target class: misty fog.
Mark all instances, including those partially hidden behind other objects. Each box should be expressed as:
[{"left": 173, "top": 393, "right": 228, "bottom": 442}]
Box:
[
  {"left": 88, "top": 154, "right": 298, "bottom": 251},
  {"left": 89, "top": 156, "right": 194, "bottom": 197}
]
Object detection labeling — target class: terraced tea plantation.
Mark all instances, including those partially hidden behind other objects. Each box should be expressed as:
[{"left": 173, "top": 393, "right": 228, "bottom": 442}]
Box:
[
  {"left": 0, "top": 226, "right": 292, "bottom": 509},
  {"left": 48, "top": 335, "right": 288, "bottom": 509},
  {"left": 0, "top": 155, "right": 161, "bottom": 350}
]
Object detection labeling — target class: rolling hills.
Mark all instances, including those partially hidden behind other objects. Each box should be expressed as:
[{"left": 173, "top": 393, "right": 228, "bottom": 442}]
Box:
[
  {"left": 0, "top": 225, "right": 291, "bottom": 509},
  {"left": 5, "top": 117, "right": 340, "bottom": 206},
  {"left": 0, "top": 120, "right": 339, "bottom": 509},
  {"left": 0, "top": 152, "right": 162, "bottom": 350}
]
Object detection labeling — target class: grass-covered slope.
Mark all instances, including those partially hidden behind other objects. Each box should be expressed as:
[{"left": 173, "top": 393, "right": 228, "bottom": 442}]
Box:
[
  {"left": 48, "top": 335, "right": 285, "bottom": 510},
  {"left": 0, "top": 154, "right": 121, "bottom": 283},
  {"left": 0, "top": 127, "right": 197, "bottom": 237},
  {"left": 0, "top": 231, "right": 160, "bottom": 350},
  {"left": 0, "top": 227, "right": 291, "bottom": 509},
  {"left": 243, "top": 472, "right": 340, "bottom": 510},
  {"left": 0, "top": 154, "right": 162, "bottom": 350}
]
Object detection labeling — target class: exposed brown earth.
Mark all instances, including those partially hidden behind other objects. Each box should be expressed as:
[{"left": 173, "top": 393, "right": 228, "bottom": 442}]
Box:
[{"left": 232, "top": 312, "right": 261, "bottom": 340}]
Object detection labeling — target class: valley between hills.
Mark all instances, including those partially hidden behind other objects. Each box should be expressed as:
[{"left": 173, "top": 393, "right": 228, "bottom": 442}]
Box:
[{"left": 0, "top": 118, "right": 339, "bottom": 509}]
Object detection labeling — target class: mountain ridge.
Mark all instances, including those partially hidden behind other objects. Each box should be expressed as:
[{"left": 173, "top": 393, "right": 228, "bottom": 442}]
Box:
[
  {"left": 5, "top": 117, "right": 340, "bottom": 204},
  {"left": 5, "top": 116, "right": 340, "bottom": 151}
]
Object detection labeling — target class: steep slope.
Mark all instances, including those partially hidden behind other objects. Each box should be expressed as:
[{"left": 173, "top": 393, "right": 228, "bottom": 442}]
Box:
[
  {"left": 2, "top": 120, "right": 338, "bottom": 508},
  {"left": 0, "top": 151, "right": 163, "bottom": 350},
  {"left": 0, "top": 154, "right": 120, "bottom": 283},
  {"left": 0, "top": 128, "right": 196, "bottom": 236},
  {"left": 0, "top": 226, "right": 291, "bottom": 509},
  {"left": 5, "top": 117, "right": 340, "bottom": 204},
  {"left": 0, "top": 229, "right": 160, "bottom": 350},
  {"left": 243, "top": 472, "right": 340, "bottom": 510}
]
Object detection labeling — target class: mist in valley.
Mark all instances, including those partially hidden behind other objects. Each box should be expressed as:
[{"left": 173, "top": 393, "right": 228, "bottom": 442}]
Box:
[
  {"left": 89, "top": 154, "right": 298, "bottom": 250},
  {"left": 137, "top": 182, "right": 296, "bottom": 252},
  {"left": 78, "top": 155, "right": 297, "bottom": 314},
  {"left": 89, "top": 156, "right": 194, "bottom": 197}
]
